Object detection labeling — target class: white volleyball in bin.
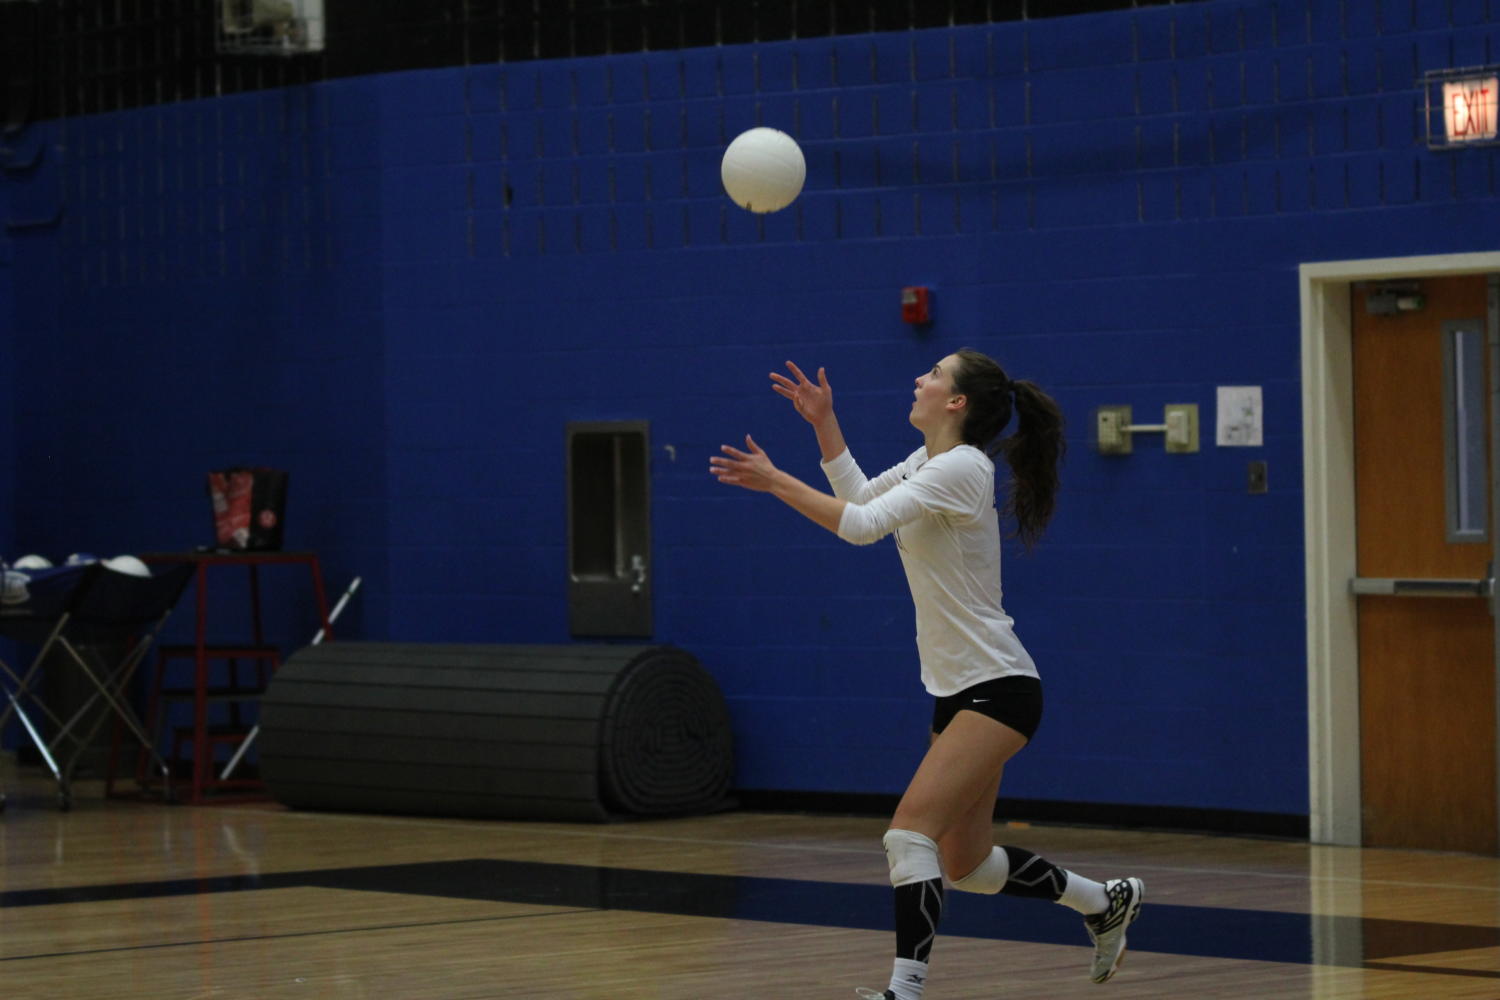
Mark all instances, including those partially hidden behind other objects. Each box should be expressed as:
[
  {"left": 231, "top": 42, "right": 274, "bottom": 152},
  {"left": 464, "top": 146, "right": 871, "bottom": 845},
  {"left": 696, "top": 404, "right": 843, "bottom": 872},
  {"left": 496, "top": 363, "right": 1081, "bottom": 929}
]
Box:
[
  {"left": 103, "top": 555, "right": 152, "bottom": 578},
  {"left": 721, "top": 127, "right": 806, "bottom": 213},
  {"left": 2, "top": 570, "right": 30, "bottom": 605},
  {"left": 12, "top": 554, "right": 52, "bottom": 570}
]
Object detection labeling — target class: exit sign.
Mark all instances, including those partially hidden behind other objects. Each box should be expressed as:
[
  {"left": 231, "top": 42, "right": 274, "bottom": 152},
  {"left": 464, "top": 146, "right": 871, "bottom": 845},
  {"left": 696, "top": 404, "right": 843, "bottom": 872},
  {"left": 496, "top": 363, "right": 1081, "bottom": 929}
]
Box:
[
  {"left": 1426, "top": 67, "right": 1500, "bottom": 148},
  {"left": 1444, "top": 77, "right": 1498, "bottom": 142}
]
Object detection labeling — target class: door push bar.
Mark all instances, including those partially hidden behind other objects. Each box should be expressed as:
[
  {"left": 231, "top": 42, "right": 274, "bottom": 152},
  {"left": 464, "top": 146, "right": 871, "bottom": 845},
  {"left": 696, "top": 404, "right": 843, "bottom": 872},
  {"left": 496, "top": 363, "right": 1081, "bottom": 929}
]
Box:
[{"left": 1350, "top": 577, "right": 1494, "bottom": 597}]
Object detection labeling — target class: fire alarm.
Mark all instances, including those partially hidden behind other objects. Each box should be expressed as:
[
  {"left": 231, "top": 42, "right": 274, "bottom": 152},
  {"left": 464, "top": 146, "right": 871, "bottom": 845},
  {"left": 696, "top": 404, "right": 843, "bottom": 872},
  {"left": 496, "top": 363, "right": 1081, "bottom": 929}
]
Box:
[{"left": 901, "top": 286, "right": 932, "bottom": 325}]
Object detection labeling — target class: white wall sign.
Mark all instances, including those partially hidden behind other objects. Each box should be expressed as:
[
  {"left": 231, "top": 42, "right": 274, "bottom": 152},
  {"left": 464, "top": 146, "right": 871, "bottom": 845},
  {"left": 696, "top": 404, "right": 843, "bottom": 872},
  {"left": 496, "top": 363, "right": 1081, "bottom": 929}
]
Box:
[{"left": 1216, "top": 386, "right": 1263, "bottom": 446}]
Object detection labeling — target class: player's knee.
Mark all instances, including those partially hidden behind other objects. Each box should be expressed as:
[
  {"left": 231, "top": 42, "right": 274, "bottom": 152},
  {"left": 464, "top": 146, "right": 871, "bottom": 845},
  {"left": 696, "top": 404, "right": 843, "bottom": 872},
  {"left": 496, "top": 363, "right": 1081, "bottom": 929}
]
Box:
[
  {"left": 948, "top": 845, "right": 1008, "bottom": 894},
  {"left": 882, "top": 828, "right": 942, "bottom": 887}
]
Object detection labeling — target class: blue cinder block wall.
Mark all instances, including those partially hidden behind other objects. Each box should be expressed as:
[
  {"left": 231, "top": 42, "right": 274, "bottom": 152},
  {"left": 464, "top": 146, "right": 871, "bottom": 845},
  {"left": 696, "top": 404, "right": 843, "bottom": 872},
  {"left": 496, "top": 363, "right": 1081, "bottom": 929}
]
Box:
[
  {"left": 8, "top": 86, "right": 389, "bottom": 648},
  {"left": 1, "top": 178, "right": 16, "bottom": 731},
  {"left": 1, "top": 179, "right": 12, "bottom": 565},
  {"left": 8, "top": 0, "right": 1500, "bottom": 820}
]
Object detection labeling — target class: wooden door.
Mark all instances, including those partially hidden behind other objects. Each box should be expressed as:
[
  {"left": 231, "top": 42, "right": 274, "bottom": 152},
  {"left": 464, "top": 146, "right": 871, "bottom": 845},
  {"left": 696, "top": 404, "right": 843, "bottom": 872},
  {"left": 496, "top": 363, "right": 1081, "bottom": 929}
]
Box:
[{"left": 1352, "top": 274, "right": 1497, "bottom": 854}]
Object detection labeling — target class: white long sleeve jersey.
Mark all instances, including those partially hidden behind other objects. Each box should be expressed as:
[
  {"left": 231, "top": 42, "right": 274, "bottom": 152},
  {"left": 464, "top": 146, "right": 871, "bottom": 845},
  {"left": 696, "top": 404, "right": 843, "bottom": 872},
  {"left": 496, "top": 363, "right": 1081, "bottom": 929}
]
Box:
[{"left": 821, "top": 443, "right": 1038, "bottom": 696}]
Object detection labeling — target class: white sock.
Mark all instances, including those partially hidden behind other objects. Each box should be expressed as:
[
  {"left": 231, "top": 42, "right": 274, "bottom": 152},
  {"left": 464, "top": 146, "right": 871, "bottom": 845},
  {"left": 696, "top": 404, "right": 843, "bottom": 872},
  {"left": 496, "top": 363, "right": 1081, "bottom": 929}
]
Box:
[
  {"left": 888, "top": 957, "right": 930, "bottom": 1000},
  {"left": 1057, "top": 871, "right": 1109, "bottom": 915}
]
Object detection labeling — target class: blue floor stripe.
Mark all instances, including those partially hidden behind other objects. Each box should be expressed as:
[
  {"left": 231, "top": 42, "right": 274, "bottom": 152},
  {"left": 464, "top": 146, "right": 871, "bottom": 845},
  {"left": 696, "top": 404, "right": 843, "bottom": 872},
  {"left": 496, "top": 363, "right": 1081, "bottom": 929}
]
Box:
[{"left": 2, "top": 858, "right": 1495, "bottom": 976}]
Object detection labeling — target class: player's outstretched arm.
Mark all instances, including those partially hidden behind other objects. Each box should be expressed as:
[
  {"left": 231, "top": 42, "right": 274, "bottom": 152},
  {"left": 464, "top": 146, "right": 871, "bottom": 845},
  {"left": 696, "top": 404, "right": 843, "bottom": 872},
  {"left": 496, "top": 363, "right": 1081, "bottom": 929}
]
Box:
[
  {"left": 769, "top": 361, "right": 847, "bottom": 463},
  {"left": 710, "top": 434, "right": 846, "bottom": 536}
]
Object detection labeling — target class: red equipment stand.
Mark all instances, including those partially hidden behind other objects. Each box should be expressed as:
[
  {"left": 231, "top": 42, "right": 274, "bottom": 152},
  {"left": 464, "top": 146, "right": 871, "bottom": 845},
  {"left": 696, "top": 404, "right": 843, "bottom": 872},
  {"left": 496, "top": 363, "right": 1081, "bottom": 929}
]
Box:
[{"left": 118, "top": 551, "right": 331, "bottom": 804}]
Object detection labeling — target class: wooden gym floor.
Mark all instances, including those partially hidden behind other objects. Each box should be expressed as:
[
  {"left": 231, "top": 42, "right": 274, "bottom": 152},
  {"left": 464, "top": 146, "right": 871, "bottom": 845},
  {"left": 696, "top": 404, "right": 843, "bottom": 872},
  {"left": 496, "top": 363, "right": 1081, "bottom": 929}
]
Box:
[{"left": 0, "top": 770, "right": 1497, "bottom": 999}]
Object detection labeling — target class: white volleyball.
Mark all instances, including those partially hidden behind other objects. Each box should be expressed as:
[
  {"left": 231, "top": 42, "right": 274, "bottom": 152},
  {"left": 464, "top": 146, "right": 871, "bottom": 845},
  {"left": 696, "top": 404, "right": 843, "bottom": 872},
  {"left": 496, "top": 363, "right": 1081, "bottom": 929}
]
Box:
[
  {"left": 721, "top": 127, "right": 806, "bottom": 213},
  {"left": 13, "top": 554, "right": 52, "bottom": 570},
  {"left": 103, "top": 555, "right": 152, "bottom": 578}
]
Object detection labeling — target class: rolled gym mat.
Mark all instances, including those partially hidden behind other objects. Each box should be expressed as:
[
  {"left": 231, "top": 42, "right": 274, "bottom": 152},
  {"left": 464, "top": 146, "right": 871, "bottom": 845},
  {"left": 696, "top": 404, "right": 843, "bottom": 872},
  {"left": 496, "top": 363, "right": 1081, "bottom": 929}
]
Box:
[
  {"left": 599, "top": 646, "right": 735, "bottom": 816},
  {"left": 257, "top": 642, "right": 733, "bottom": 821}
]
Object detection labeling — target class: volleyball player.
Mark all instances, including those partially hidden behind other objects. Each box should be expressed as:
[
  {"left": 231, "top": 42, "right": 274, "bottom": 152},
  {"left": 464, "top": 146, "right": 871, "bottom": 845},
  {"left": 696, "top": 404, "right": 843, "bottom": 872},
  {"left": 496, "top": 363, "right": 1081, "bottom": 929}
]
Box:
[{"left": 710, "top": 352, "right": 1144, "bottom": 999}]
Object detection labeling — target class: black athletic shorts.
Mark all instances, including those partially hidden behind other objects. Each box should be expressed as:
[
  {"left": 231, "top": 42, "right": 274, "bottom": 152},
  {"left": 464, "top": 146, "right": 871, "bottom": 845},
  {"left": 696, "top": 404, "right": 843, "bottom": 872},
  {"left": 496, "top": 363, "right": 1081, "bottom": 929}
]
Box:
[{"left": 931, "top": 674, "right": 1044, "bottom": 742}]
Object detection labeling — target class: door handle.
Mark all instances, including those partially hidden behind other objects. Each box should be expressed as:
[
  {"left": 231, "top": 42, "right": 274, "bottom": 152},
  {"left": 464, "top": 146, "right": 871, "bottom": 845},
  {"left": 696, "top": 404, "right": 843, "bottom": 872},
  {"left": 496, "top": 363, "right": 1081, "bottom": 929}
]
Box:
[
  {"left": 629, "top": 554, "right": 647, "bottom": 594},
  {"left": 1350, "top": 577, "right": 1494, "bottom": 597}
]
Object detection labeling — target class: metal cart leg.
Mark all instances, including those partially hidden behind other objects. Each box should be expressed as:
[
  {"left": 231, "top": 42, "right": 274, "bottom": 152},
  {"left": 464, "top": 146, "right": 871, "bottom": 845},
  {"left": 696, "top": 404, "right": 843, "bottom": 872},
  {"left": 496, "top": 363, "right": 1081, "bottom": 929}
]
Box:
[{"left": 57, "top": 637, "right": 176, "bottom": 803}]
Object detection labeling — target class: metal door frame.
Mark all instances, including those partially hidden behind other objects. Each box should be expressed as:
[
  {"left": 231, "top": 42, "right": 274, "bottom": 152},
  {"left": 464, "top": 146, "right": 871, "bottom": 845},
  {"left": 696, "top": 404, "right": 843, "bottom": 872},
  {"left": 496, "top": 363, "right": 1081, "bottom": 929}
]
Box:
[{"left": 1299, "top": 251, "right": 1500, "bottom": 846}]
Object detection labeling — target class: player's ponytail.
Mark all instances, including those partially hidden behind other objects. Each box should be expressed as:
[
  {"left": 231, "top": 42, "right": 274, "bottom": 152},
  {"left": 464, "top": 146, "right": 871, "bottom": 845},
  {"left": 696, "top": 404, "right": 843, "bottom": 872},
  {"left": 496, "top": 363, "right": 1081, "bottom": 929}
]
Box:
[{"left": 952, "top": 349, "right": 1066, "bottom": 550}]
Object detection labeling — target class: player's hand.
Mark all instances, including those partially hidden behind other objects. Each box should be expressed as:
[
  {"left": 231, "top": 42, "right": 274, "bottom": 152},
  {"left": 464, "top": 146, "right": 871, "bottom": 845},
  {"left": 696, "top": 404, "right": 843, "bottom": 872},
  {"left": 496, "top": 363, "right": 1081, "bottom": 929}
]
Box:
[
  {"left": 769, "top": 361, "right": 833, "bottom": 427},
  {"left": 710, "top": 435, "right": 780, "bottom": 492}
]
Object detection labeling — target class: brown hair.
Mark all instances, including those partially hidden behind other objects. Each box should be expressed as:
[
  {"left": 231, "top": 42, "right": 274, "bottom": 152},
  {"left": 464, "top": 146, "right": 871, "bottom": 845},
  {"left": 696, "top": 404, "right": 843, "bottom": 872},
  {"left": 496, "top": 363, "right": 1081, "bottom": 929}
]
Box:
[{"left": 951, "top": 348, "right": 1066, "bottom": 549}]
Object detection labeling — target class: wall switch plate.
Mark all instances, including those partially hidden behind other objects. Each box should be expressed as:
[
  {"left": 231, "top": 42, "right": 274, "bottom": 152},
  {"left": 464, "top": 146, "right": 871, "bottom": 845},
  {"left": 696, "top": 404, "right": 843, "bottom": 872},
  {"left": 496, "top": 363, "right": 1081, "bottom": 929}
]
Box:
[
  {"left": 1164, "top": 403, "right": 1199, "bottom": 453},
  {"left": 1248, "top": 460, "right": 1268, "bottom": 493},
  {"left": 1094, "top": 405, "right": 1132, "bottom": 454}
]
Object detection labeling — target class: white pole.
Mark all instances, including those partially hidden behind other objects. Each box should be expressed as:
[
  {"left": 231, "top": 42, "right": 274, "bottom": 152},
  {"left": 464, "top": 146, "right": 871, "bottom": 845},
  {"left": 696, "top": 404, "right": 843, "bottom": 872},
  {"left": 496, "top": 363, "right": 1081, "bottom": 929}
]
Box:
[{"left": 219, "top": 576, "right": 360, "bottom": 780}]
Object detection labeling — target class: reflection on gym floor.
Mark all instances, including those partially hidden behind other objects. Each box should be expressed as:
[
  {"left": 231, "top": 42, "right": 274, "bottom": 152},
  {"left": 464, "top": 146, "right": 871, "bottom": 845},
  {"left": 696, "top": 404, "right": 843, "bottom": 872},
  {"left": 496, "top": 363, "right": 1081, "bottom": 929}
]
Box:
[{"left": 0, "top": 772, "right": 1495, "bottom": 999}]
